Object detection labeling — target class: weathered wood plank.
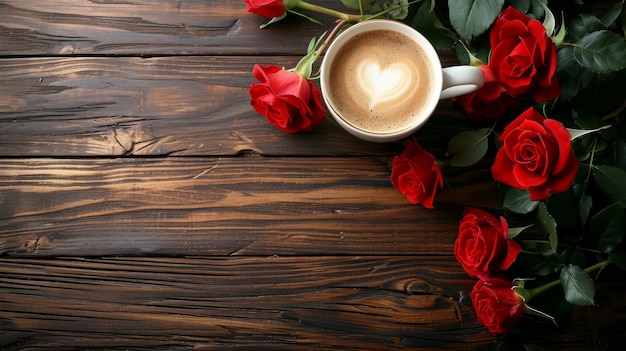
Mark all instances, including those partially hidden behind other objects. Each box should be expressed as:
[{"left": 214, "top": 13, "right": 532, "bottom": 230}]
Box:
[
  {"left": 0, "top": 0, "right": 609, "bottom": 57},
  {"left": 0, "top": 56, "right": 471, "bottom": 157},
  {"left": 0, "top": 157, "right": 498, "bottom": 257},
  {"left": 1, "top": 256, "right": 624, "bottom": 350},
  {"left": 0, "top": 256, "right": 484, "bottom": 350},
  {"left": 0, "top": 0, "right": 344, "bottom": 56}
]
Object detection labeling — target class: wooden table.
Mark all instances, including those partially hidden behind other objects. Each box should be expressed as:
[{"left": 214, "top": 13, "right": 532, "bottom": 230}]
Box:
[{"left": 1, "top": 1, "right": 624, "bottom": 349}]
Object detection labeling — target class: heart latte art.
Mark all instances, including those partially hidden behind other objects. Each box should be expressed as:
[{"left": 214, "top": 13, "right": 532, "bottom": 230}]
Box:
[
  {"left": 357, "top": 60, "right": 418, "bottom": 109},
  {"left": 327, "top": 29, "right": 435, "bottom": 133}
]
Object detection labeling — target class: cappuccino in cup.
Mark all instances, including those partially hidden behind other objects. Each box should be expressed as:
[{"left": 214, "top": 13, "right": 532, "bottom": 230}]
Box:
[
  {"left": 320, "top": 20, "right": 484, "bottom": 142},
  {"left": 327, "top": 29, "right": 435, "bottom": 134}
]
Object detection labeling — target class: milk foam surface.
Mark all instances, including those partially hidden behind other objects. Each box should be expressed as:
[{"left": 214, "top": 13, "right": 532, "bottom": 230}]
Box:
[
  {"left": 357, "top": 59, "right": 416, "bottom": 109},
  {"left": 328, "top": 30, "right": 434, "bottom": 133}
]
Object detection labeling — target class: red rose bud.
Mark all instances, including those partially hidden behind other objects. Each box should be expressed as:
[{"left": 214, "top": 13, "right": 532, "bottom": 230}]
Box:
[
  {"left": 391, "top": 137, "right": 443, "bottom": 209},
  {"left": 491, "top": 107, "right": 579, "bottom": 201},
  {"left": 470, "top": 276, "right": 525, "bottom": 334},
  {"left": 249, "top": 64, "right": 326, "bottom": 133},
  {"left": 245, "top": 0, "right": 288, "bottom": 18},
  {"left": 455, "top": 207, "right": 521, "bottom": 278},
  {"left": 488, "top": 7, "right": 561, "bottom": 102}
]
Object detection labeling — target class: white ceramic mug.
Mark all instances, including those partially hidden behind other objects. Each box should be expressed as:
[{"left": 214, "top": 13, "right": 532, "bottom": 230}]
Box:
[{"left": 320, "top": 20, "right": 484, "bottom": 143}]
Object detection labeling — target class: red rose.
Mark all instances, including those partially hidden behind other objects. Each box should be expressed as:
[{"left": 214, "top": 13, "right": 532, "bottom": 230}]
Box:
[
  {"left": 249, "top": 64, "right": 326, "bottom": 133},
  {"left": 455, "top": 65, "right": 519, "bottom": 121},
  {"left": 245, "top": 0, "right": 287, "bottom": 18},
  {"left": 489, "top": 7, "right": 561, "bottom": 102},
  {"left": 470, "top": 276, "right": 525, "bottom": 334},
  {"left": 455, "top": 207, "right": 521, "bottom": 278},
  {"left": 491, "top": 107, "right": 579, "bottom": 201},
  {"left": 391, "top": 137, "right": 443, "bottom": 209}
]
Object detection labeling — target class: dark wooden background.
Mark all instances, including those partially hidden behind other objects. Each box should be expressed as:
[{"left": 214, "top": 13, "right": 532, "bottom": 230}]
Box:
[{"left": 1, "top": 1, "right": 624, "bottom": 350}]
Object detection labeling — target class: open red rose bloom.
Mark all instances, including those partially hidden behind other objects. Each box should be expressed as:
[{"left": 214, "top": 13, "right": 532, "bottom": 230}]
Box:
[
  {"left": 455, "top": 208, "right": 521, "bottom": 278},
  {"left": 489, "top": 7, "right": 561, "bottom": 102},
  {"left": 391, "top": 137, "right": 443, "bottom": 209},
  {"left": 491, "top": 108, "right": 579, "bottom": 201},
  {"left": 470, "top": 277, "right": 525, "bottom": 334}
]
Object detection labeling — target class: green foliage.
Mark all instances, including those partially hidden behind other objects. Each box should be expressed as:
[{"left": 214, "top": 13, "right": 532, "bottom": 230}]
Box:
[
  {"left": 340, "top": 0, "right": 378, "bottom": 11},
  {"left": 573, "top": 31, "right": 626, "bottom": 73},
  {"left": 410, "top": 0, "right": 454, "bottom": 50},
  {"left": 593, "top": 165, "right": 626, "bottom": 208},
  {"left": 508, "top": 224, "right": 532, "bottom": 239},
  {"left": 536, "top": 203, "right": 558, "bottom": 253},
  {"left": 403, "top": 0, "right": 626, "bottom": 330},
  {"left": 515, "top": 247, "right": 564, "bottom": 276},
  {"left": 599, "top": 2, "right": 623, "bottom": 27},
  {"left": 448, "top": 0, "right": 504, "bottom": 39},
  {"left": 590, "top": 203, "right": 626, "bottom": 252},
  {"left": 609, "top": 250, "right": 626, "bottom": 271},
  {"left": 504, "top": 188, "right": 539, "bottom": 214},
  {"left": 572, "top": 183, "right": 592, "bottom": 225},
  {"left": 385, "top": 0, "right": 410, "bottom": 19},
  {"left": 446, "top": 128, "right": 490, "bottom": 167},
  {"left": 560, "top": 265, "right": 595, "bottom": 306}
]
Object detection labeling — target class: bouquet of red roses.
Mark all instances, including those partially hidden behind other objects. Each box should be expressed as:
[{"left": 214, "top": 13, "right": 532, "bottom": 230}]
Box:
[
  {"left": 245, "top": 0, "right": 626, "bottom": 334},
  {"left": 398, "top": 0, "right": 626, "bottom": 334}
]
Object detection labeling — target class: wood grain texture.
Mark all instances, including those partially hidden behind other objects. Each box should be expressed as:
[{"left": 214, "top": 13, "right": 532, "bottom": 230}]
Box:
[
  {"left": 0, "top": 256, "right": 486, "bottom": 350},
  {"left": 1, "top": 0, "right": 624, "bottom": 349},
  {"left": 1, "top": 257, "right": 624, "bottom": 350},
  {"left": 0, "top": 55, "right": 470, "bottom": 157},
  {"left": 0, "top": 0, "right": 599, "bottom": 57},
  {"left": 0, "top": 0, "right": 339, "bottom": 56},
  {"left": 0, "top": 157, "right": 498, "bottom": 257}
]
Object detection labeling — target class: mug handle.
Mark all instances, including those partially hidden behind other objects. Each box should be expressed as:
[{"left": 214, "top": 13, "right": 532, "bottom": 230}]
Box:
[{"left": 439, "top": 66, "right": 484, "bottom": 100}]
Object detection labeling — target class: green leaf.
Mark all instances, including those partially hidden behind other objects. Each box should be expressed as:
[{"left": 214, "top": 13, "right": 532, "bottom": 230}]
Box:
[
  {"left": 340, "top": 0, "right": 375, "bottom": 11},
  {"left": 446, "top": 128, "right": 489, "bottom": 167},
  {"left": 590, "top": 202, "right": 626, "bottom": 252},
  {"left": 515, "top": 249, "right": 563, "bottom": 276},
  {"left": 579, "top": 193, "right": 593, "bottom": 225},
  {"left": 540, "top": 1, "right": 555, "bottom": 36},
  {"left": 536, "top": 202, "right": 558, "bottom": 253},
  {"left": 448, "top": 0, "right": 504, "bottom": 40},
  {"left": 562, "top": 247, "right": 586, "bottom": 268},
  {"left": 573, "top": 183, "right": 593, "bottom": 225},
  {"left": 410, "top": 0, "right": 453, "bottom": 50},
  {"left": 573, "top": 30, "right": 626, "bottom": 73},
  {"left": 259, "top": 12, "right": 288, "bottom": 29},
  {"left": 623, "top": 1, "right": 626, "bottom": 35},
  {"left": 529, "top": 0, "right": 546, "bottom": 19},
  {"left": 560, "top": 264, "right": 595, "bottom": 306},
  {"left": 572, "top": 110, "right": 606, "bottom": 129},
  {"left": 572, "top": 109, "right": 617, "bottom": 140},
  {"left": 504, "top": 188, "right": 539, "bottom": 214},
  {"left": 609, "top": 250, "right": 626, "bottom": 271},
  {"left": 568, "top": 14, "right": 605, "bottom": 43},
  {"left": 523, "top": 304, "right": 557, "bottom": 325},
  {"left": 567, "top": 125, "right": 612, "bottom": 141},
  {"left": 556, "top": 46, "right": 592, "bottom": 101},
  {"left": 592, "top": 165, "right": 626, "bottom": 207},
  {"left": 599, "top": 2, "right": 623, "bottom": 27},
  {"left": 508, "top": 224, "right": 533, "bottom": 239},
  {"left": 507, "top": 0, "right": 530, "bottom": 13},
  {"left": 551, "top": 13, "right": 567, "bottom": 47},
  {"left": 384, "top": 0, "right": 410, "bottom": 20},
  {"left": 285, "top": 10, "right": 323, "bottom": 26}
]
